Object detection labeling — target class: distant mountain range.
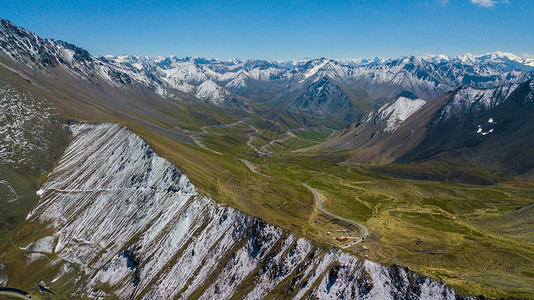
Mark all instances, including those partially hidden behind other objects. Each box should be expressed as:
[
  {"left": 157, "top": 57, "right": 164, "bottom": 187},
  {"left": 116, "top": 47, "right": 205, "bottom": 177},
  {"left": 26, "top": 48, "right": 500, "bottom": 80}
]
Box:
[
  {"left": 1, "top": 17, "right": 533, "bottom": 127},
  {"left": 2, "top": 16, "right": 534, "bottom": 175}
]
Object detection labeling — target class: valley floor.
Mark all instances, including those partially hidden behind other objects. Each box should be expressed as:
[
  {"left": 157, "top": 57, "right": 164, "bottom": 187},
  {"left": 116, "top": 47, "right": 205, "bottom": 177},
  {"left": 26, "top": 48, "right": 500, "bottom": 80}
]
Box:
[{"left": 142, "top": 117, "right": 534, "bottom": 298}]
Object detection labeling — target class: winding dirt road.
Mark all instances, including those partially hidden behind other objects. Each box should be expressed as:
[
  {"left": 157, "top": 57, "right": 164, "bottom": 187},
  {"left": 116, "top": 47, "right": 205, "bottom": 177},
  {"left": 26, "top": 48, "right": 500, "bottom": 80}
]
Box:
[
  {"left": 185, "top": 118, "right": 251, "bottom": 155},
  {"left": 301, "top": 183, "right": 370, "bottom": 242},
  {"left": 239, "top": 159, "right": 272, "bottom": 178}
]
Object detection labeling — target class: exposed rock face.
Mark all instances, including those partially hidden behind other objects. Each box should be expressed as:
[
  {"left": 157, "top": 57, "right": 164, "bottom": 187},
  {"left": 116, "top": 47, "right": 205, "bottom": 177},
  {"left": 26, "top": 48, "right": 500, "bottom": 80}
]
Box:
[
  {"left": 289, "top": 77, "right": 354, "bottom": 122},
  {"left": 12, "top": 123, "right": 459, "bottom": 299}
]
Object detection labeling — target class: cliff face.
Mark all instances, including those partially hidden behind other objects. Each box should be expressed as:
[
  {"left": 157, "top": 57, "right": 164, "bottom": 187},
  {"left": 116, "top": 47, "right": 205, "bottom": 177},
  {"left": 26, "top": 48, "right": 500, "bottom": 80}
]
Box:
[{"left": 9, "top": 123, "right": 458, "bottom": 299}]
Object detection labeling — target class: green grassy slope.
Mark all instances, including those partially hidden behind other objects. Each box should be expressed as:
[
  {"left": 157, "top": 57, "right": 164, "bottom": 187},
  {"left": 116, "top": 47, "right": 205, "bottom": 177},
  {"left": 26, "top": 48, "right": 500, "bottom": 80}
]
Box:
[
  {"left": 0, "top": 165, "right": 39, "bottom": 241},
  {"left": 0, "top": 66, "right": 70, "bottom": 242}
]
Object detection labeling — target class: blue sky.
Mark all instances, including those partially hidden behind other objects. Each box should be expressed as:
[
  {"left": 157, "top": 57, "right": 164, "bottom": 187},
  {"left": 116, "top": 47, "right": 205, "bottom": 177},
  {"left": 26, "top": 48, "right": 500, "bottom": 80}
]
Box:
[{"left": 1, "top": 0, "right": 532, "bottom": 60}]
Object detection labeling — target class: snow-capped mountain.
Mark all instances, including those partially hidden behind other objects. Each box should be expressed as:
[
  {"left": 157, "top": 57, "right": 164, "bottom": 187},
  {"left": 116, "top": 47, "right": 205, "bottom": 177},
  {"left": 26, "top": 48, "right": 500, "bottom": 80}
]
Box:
[
  {"left": 435, "top": 82, "right": 520, "bottom": 121},
  {"left": 1, "top": 17, "right": 533, "bottom": 123},
  {"left": 96, "top": 53, "right": 534, "bottom": 124},
  {"left": 0, "top": 18, "right": 92, "bottom": 70},
  {"left": 456, "top": 51, "right": 534, "bottom": 72},
  {"left": 322, "top": 80, "right": 534, "bottom": 174},
  {"left": 320, "top": 94, "right": 435, "bottom": 164},
  {"left": 5, "top": 123, "right": 459, "bottom": 298},
  {"left": 159, "top": 61, "right": 218, "bottom": 92},
  {"left": 0, "top": 18, "right": 247, "bottom": 110},
  {"left": 195, "top": 80, "right": 250, "bottom": 111},
  {"left": 403, "top": 80, "right": 534, "bottom": 172},
  {"left": 289, "top": 77, "right": 354, "bottom": 122}
]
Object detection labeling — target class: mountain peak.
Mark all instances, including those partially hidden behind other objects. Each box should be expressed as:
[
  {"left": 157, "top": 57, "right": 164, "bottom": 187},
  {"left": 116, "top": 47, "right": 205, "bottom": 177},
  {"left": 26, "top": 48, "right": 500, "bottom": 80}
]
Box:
[{"left": 289, "top": 76, "right": 353, "bottom": 122}]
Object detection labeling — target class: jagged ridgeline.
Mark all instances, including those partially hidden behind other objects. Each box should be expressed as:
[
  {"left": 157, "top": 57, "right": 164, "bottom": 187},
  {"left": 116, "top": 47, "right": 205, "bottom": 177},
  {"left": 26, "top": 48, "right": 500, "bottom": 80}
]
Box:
[
  {"left": 1, "top": 17, "right": 533, "bottom": 129},
  {"left": 3, "top": 124, "right": 458, "bottom": 299}
]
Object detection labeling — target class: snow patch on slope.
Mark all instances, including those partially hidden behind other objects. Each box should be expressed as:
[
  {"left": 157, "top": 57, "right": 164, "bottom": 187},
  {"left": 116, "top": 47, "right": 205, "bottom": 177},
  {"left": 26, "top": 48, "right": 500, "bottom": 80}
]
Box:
[
  {"left": 20, "top": 236, "right": 55, "bottom": 254},
  {"left": 377, "top": 97, "right": 426, "bottom": 132},
  {"left": 0, "top": 84, "right": 66, "bottom": 173},
  {"left": 0, "top": 263, "right": 7, "bottom": 286}
]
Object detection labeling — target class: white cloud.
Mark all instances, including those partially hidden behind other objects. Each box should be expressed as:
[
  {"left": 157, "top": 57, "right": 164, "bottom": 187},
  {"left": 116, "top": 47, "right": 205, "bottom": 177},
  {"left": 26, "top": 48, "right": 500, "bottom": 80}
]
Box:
[
  {"left": 470, "top": 0, "right": 497, "bottom": 7},
  {"left": 438, "top": 0, "right": 449, "bottom": 6},
  {"left": 470, "top": 0, "right": 509, "bottom": 7}
]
